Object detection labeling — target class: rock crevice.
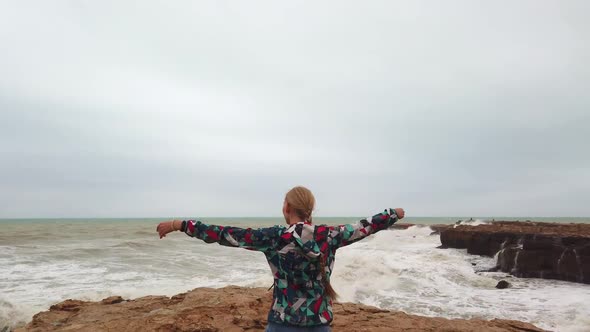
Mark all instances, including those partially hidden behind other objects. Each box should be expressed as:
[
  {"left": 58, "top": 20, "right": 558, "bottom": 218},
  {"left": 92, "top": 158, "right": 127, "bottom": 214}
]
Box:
[{"left": 440, "top": 221, "right": 590, "bottom": 283}]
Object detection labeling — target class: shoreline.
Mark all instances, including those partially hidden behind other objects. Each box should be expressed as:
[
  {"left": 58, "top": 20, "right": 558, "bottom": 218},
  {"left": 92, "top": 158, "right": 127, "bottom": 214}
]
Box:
[
  {"left": 14, "top": 286, "right": 547, "bottom": 332},
  {"left": 4, "top": 220, "right": 589, "bottom": 331}
]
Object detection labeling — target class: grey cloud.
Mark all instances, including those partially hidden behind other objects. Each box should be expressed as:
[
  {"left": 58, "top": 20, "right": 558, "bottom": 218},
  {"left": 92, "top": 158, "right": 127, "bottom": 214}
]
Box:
[{"left": 1, "top": 1, "right": 589, "bottom": 217}]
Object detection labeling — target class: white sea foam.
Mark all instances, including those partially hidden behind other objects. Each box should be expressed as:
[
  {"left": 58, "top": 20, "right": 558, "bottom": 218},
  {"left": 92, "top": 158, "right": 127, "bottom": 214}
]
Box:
[
  {"left": 0, "top": 297, "right": 31, "bottom": 330},
  {"left": 1, "top": 222, "right": 589, "bottom": 331},
  {"left": 454, "top": 218, "right": 490, "bottom": 227},
  {"left": 331, "top": 226, "right": 590, "bottom": 331}
]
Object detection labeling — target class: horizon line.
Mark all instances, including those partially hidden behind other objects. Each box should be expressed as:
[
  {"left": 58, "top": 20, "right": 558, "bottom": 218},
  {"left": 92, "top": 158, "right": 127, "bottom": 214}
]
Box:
[{"left": 1, "top": 216, "right": 589, "bottom": 220}]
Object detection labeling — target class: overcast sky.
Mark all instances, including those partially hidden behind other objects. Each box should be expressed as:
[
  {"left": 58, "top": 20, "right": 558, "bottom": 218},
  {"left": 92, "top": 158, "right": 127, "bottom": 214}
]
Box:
[{"left": 1, "top": 1, "right": 589, "bottom": 218}]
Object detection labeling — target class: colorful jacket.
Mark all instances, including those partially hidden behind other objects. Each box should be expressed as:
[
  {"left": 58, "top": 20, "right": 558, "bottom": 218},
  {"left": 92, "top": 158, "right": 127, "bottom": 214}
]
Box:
[{"left": 182, "top": 209, "right": 399, "bottom": 327}]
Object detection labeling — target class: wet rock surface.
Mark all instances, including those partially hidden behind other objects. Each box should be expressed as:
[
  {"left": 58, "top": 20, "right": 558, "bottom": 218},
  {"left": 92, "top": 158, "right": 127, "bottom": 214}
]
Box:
[
  {"left": 440, "top": 221, "right": 590, "bottom": 283},
  {"left": 495, "top": 280, "right": 511, "bottom": 289}
]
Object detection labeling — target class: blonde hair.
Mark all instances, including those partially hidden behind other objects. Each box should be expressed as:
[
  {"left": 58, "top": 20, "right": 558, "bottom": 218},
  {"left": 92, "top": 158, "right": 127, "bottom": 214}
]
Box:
[
  {"left": 285, "top": 186, "right": 338, "bottom": 299},
  {"left": 285, "top": 186, "right": 315, "bottom": 223}
]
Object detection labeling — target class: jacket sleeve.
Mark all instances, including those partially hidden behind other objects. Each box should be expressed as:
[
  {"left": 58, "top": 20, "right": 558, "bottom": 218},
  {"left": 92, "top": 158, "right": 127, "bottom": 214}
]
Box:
[
  {"left": 182, "top": 220, "right": 284, "bottom": 252},
  {"left": 328, "top": 209, "right": 398, "bottom": 249}
]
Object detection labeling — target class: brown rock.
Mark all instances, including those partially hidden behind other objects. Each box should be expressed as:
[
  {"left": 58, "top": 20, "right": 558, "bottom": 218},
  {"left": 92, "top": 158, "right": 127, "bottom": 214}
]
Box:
[
  {"left": 440, "top": 221, "right": 590, "bottom": 283},
  {"left": 48, "top": 299, "right": 87, "bottom": 312},
  {"left": 15, "top": 286, "right": 546, "bottom": 332},
  {"left": 100, "top": 296, "right": 124, "bottom": 305}
]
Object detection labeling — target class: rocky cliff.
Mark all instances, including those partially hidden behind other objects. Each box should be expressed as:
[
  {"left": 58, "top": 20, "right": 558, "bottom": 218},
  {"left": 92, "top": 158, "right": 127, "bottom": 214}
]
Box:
[
  {"left": 440, "top": 221, "right": 590, "bottom": 283},
  {"left": 15, "top": 286, "right": 545, "bottom": 332}
]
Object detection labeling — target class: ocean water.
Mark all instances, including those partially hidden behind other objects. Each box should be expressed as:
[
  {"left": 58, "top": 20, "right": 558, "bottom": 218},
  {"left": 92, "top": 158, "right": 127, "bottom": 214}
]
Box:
[{"left": 1, "top": 217, "right": 589, "bottom": 331}]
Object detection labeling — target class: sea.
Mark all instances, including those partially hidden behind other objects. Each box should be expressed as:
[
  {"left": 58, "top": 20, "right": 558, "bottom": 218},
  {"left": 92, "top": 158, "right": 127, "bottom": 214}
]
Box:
[{"left": 1, "top": 217, "right": 589, "bottom": 331}]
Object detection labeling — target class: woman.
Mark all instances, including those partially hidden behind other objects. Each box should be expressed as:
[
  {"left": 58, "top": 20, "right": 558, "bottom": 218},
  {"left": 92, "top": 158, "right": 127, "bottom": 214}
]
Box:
[{"left": 157, "top": 186, "right": 405, "bottom": 331}]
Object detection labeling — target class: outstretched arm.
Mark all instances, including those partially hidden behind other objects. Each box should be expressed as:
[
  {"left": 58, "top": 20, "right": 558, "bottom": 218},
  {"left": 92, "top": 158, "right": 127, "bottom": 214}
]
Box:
[
  {"left": 157, "top": 219, "right": 284, "bottom": 252},
  {"left": 328, "top": 208, "right": 404, "bottom": 249}
]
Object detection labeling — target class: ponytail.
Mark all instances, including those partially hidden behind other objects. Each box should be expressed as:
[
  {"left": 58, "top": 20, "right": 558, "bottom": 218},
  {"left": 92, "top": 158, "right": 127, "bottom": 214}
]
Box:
[
  {"left": 285, "top": 186, "right": 337, "bottom": 299},
  {"left": 319, "top": 254, "right": 338, "bottom": 300}
]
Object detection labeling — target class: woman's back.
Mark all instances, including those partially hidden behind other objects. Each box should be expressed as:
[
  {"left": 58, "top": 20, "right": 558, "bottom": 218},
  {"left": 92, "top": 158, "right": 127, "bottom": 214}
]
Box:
[
  {"left": 265, "top": 222, "right": 335, "bottom": 326},
  {"left": 183, "top": 209, "right": 399, "bottom": 326},
  {"left": 157, "top": 186, "right": 405, "bottom": 331}
]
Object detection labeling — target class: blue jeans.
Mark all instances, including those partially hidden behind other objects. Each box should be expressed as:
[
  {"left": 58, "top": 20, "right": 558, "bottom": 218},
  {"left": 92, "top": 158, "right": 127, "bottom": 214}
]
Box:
[{"left": 266, "top": 322, "right": 331, "bottom": 332}]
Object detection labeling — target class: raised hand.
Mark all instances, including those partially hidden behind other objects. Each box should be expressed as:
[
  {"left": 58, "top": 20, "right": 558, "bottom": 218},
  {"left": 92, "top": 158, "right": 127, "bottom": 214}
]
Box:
[
  {"left": 394, "top": 208, "right": 405, "bottom": 219},
  {"left": 156, "top": 221, "right": 177, "bottom": 239}
]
